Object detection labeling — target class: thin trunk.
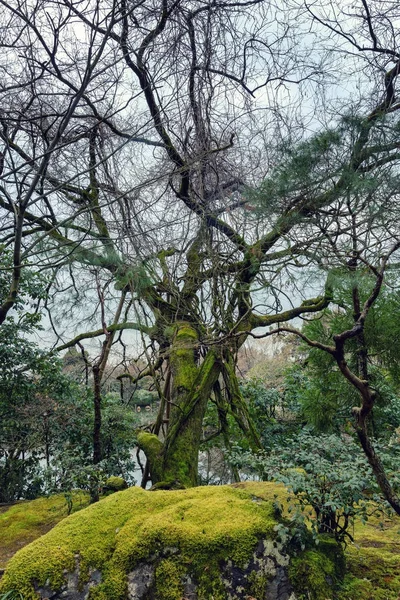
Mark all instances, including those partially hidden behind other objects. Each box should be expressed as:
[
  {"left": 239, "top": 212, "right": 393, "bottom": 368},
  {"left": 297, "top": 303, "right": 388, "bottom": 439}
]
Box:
[
  {"left": 213, "top": 379, "right": 240, "bottom": 483},
  {"left": 90, "top": 291, "right": 126, "bottom": 502},
  {"left": 352, "top": 283, "right": 369, "bottom": 381},
  {"left": 221, "top": 355, "right": 261, "bottom": 451},
  {"left": 356, "top": 408, "right": 400, "bottom": 515},
  {"left": 45, "top": 432, "right": 50, "bottom": 468},
  {"left": 0, "top": 211, "right": 24, "bottom": 325},
  {"left": 90, "top": 365, "right": 102, "bottom": 503},
  {"left": 92, "top": 366, "right": 102, "bottom": 465},
  {"left": 336, "top": 352, "right": 400, "bottom": 515}
]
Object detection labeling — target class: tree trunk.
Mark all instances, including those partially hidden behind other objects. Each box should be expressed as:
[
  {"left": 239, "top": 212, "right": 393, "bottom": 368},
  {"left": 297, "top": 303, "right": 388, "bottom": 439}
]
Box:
[
  {"left": 356, "top": 421, "right": 400, "bottom": 515},
  {"left": 138, "top": 322, "right": 221, "bottom": 489},
  {"left": 92, "top": 366, "right": 102, "bottom": 465},
  {"left": 91, "top": 365, "right": 102, "bottom": 503}
]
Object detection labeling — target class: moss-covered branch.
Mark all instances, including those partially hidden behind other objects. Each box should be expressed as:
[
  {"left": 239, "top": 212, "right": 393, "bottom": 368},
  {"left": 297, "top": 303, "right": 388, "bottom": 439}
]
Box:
[
  {"left": 55, "top": 322, "right": 153, "bottom": 352},
  {"left": 136, "top": 431, "right": 163, "bottom": 483},
  {"left": 116, "top": 358, "right": 162, "bottom": 385},
  {"left": 249, "top": 292, "right": 331, "bottom": 329},
  {"left": 221, "top": 355, "right": 261, "bottom": 451}
]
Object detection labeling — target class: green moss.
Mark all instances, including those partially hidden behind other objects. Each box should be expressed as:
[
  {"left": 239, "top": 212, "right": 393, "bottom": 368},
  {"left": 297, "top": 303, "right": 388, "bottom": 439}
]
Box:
[
  {"left": 172, "top": 362, "right": 198, "bottom": 391},
  {"left": 0, "top": 492, "right": 89, "bottom": 570},
  {"left": 196, "top": 561, "right": 226, "bottom": 600},
  {"left": 173, "top": 323, "right": 198, "bottom": 342},
  {"left": 105, "top": 477, "right": 127, "bottom": 492},
  {"left": 136, "top": 432, "right": 163, "bottom": 484},
  {"left": 339, "top": 574, "right": 400, "bottom": 600},
  {"left": 289, "top": 540, "right": 343, "bottom": 600},
  {"left": 335, "top": 503, "right": 400, "bottom": 600},
  {"left": 0, "top": 485, "right": 278, "bottom": 600},
  {"left": 154, "top": 558, "right": 185, "bottom": 600},
  {"left": 160, "top": 431, "right": 201, "bottom": 489},
  {"left": 162, "top": 349, "right": 220, "bottom": 488},
  {"left": 136, "top": 432, "right": 162, "bottom": 459},
  {"left": 4, "top": 483, "right": 400, "bottom": 600},
  {"left": 338, "top": 545, "right": 400, "bottom": 600},
  {"left": 169, "top": 323, "right": 199, "bottom": 391},
  {"left": 248, "top": 570, "right": 269, "bottom": 599},
  {"left": 317, "top": 535, "right": 346, "bottom": 580},
  {"left": 170, "top": 352, "right": 197, "bottom": 391},
  {"left": 237, "top": 484, "right": 400, "bottom": 600}
]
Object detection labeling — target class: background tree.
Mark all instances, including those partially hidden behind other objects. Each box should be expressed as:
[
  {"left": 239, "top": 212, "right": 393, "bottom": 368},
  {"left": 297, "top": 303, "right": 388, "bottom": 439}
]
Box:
[{"left": 251, "top": 117, "right": 400, "bottom": 512}]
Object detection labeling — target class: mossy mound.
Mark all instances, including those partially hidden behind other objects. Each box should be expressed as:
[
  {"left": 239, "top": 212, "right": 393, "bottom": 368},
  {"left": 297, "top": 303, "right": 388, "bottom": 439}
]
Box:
[
  {"left": 2, "top": 482, "right": 399, "bottom": 599},
  {"left": 0, "top": 484, "right": 296, "bottom": 599},
  {"left": 0, "top": 492, "right": 89, "bottom": 570}
]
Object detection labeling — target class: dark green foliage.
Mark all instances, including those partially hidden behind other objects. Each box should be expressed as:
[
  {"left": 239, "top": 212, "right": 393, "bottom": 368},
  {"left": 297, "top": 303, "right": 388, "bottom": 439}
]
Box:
[
  {"left": 39, "top": 391, "right": 138, "bottom": 499},
  {"left": 287, "top": 278, "right": 400, "bottom": 436},
  {"left": 0, "top": 317, "right": 72, "bottom": 501},
  {"left": 0, "top": 301, "right": 138, "bottom": 501},
  {"left": 250, "top": 128, "right": 344, "bottom": 211},
  {"left": 229, "top": 431, "right": 398, "bottom": 542},
  {"left": 240, "top": 378, "right": 301, "bottom": 447}
]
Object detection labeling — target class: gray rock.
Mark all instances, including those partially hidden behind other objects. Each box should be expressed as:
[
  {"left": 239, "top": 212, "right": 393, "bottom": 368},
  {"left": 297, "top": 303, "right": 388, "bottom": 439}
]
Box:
[
  {"left": 127, "top": 564, "right": 155, "bottom": 599},
  {"left": 36, "top": 558, "right": 102, "bottom": 600},
  {"left": 33, "top": 539, "right": 297, "bottom": 599}
]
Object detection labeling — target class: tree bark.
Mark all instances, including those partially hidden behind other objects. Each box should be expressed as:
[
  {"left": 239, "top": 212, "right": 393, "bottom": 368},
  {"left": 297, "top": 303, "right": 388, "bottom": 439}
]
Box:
[
  {"left": 355, "top": 413, "right": 400, "bottom": 515},
  {"left": 92, "top": 365, "right": 102, "bottom": 466},
  {"left": 90, "top": 365, "right": 102, "bottom": 503},
  {"left": 137, "top": 322, "right": 221, "bottom": 488}
]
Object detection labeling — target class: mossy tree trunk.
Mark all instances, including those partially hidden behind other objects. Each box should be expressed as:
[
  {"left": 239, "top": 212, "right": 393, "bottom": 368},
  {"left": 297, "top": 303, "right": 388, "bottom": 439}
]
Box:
[
  {"left": 133, "top": 244, "right": 330, "bottom": 490},
  {"left": 138, "top": 322, "right": 222, "bottom": 488}
]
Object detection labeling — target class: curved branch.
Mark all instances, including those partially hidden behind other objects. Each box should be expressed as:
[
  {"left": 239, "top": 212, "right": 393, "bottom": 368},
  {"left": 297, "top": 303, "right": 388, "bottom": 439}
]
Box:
[
  {"left": 55, "top": 322, "right": 153, "bottom": 352},
  {"left": 250, "top": 292, "right": 332, "bottom": 329}
]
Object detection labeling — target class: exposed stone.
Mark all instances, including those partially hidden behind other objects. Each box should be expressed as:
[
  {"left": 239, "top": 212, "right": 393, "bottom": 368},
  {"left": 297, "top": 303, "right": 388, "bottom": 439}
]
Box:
[
  {"left": 127, "top": 564, "right": 155, "bottom": 600},
  {"left": 32, "top": 540, "right": 296, "bottom": 600},
  {"left": 36, "top": 559, "right": 102, "bottom": 600},
  {"left": 220, "top": 539, "right": 294, "bottom": 600}
]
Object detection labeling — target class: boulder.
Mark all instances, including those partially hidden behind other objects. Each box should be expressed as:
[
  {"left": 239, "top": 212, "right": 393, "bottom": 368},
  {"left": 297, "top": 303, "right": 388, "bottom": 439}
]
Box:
[
  {"left": 103, "top": 477, "right": 128, "bottom": 493},
  {"left": 0, "top": 483, "right": 341, "bottom": 600}
]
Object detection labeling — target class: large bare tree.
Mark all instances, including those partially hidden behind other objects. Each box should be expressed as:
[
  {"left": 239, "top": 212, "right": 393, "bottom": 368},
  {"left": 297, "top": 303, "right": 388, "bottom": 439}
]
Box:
[{"left": 2, "top": 0, "right": 400, "bottom": 495}]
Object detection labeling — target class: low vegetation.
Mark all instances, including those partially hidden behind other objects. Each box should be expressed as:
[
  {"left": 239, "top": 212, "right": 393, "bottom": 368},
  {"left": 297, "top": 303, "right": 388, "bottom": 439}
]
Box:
[{"left": 0, "top": 493, "right": 89, "bottom": 571}]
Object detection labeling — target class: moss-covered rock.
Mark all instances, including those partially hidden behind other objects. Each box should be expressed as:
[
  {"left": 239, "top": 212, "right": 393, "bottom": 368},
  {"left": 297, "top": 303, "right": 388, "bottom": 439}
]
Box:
[
  {"left": 0, "top": 484, "right": 299, "bottom": 599},
  {"left": 0, "top": 484, "right": 348, "bottom": 600},
  {"left": 104, "top": 477, "right": 128, "bottom": 493},
  {"left": 2, "top": 482, "right": 400, "bottom": 600},
  {"left": 288, "top": 536, "right": 345, "bottom": 600}
]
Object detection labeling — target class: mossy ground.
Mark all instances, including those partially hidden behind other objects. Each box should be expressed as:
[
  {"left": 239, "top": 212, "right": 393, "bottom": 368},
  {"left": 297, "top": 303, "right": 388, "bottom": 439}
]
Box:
[
  {"left": 338, "top": 510, "right": 400, "bottom": 600},
  {"left": 0, "top": 493, "right": 89, "bottom": 570}
]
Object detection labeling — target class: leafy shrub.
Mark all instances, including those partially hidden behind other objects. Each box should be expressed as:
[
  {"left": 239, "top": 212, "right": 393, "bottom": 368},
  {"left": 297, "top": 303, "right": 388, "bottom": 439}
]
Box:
[{"left": 229, "top": 431, "right": 395, "bottom": 542}]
